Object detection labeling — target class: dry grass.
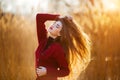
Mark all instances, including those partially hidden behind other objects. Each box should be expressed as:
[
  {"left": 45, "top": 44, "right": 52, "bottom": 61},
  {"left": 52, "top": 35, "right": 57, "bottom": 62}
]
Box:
[
  {"left": 0, "top": 8, "right": 120, "bottom": 80},
  {"left": 74, "top": 11, "right": 120, "bottom": 80},
  {"left": 0, "top": 11, "right": 37, "bottom": 80}
]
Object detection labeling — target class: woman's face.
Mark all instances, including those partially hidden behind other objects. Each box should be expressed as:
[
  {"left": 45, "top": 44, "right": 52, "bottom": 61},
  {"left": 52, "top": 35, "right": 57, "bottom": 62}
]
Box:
[{"left": 48, "top": 21, "right": 63, "bottom": 37}]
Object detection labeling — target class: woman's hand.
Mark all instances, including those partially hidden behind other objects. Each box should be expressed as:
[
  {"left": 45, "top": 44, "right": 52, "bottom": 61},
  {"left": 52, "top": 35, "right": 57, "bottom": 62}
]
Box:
[
  {"left": 36, "top": 66, "right": 47, "bottom": 76},
  {"left": 65, "top": 15, "right": 72, "bottom": 21},
  {"left": 58, "top": 15, "right": 73, "bottom": 21}
]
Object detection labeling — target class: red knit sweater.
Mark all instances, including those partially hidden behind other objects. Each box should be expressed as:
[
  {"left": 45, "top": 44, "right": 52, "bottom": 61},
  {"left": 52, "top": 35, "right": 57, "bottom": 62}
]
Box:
[{"left": 35, "top": 13, "right": 70, "bottom": 80}]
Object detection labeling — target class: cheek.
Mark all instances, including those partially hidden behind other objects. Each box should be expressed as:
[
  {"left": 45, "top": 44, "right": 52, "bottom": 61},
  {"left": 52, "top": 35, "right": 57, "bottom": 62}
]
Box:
[
  {"left": 53, "top": 29, "right": 60, "bottom": 35},
  {"left": 54, "top": 29, "right": 59, "bottom": 34},
  {"left": 58, "top": 28, "right": 62, "bottom": 33}
]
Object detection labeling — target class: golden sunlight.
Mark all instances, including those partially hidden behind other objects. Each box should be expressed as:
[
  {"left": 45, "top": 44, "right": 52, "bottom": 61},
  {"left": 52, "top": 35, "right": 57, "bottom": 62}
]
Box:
[{"left": 102, "top": 0, "right": 120, "bottom": 11}]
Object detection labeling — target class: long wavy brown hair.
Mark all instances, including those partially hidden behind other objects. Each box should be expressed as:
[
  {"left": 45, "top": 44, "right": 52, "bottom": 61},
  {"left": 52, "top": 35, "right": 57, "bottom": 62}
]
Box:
[{"left": 57, "top": 16, "right": 91, "bottom": 80}]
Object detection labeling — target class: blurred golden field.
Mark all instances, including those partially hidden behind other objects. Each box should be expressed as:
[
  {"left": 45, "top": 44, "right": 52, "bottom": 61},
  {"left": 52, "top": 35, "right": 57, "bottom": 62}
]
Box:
[
  {"left": 0, "top": 0, "right": 120, "bottom": 80},
  {"left": 74, "top": 11, "right": 120, "bottom": 80},
  {"left": 0, "top": 9, "right": 37, "bottom": 80}
]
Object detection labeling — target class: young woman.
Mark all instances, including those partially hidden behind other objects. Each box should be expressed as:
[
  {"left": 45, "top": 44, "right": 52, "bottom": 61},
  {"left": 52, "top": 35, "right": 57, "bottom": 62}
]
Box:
[{"left": 35, "top": 13, "right": 91, "bottom": 80}]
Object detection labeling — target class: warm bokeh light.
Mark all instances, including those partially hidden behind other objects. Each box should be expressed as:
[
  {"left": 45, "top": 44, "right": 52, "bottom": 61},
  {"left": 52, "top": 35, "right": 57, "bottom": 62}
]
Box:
[
  {"left": 0, "top": 0, "right": 39, "bottom": 14},
  {"left": 0, "top": 0, "right": 80, "bottom": 15},
  {"left": 1, "top": 0, "right": 120, "bottom": 80},
  {"left": 102, "top": 0, "right": 120, "bottom": 11}
]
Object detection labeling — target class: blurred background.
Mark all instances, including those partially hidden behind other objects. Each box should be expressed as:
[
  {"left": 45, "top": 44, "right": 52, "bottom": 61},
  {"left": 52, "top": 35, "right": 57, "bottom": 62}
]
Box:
[{"left": 0, "top": 0, "right": 120, "bottom": 80}]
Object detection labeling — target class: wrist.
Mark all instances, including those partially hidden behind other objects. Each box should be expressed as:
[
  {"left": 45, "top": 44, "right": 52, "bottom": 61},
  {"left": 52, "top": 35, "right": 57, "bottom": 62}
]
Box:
[{"left": 56, "top": 15, "right": 60, "bottom": 21}]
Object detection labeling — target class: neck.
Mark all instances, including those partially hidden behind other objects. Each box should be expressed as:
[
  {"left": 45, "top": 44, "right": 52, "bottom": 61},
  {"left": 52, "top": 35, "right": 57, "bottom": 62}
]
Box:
[{"left": 48, "top": 32, "right": 57, "bottom": 39}]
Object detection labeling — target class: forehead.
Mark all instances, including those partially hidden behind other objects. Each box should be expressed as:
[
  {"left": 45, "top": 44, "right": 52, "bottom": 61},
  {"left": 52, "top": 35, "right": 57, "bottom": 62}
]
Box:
[{"left": 55, "top": 21, "right": 62, "bottom": 26}]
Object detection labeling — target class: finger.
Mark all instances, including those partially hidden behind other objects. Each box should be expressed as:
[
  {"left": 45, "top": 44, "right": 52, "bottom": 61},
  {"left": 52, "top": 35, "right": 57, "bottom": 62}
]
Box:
[
  {"left": 37, "top": 71, "right": 42, "bottom": 76},
  {"left": 38, "top": 67, "right": 42, "bottom": 69},
  {"left": 37, "top": 68, "right": 41, "bottom": 71},
  {"left": 36, "top": 70, "right": 41, "bottom": 73},
  {"left": 36, "top": 68, "right": 39, "bottom": 70},
  {"left": 39, "top": 66, "right": 44, "bottom": 68},
  {"left": 36, "top": 69, "right": 40, "bottom": 72},
  {"left": 37, "top": 71, "right": 40, "bottom": 74},
  {"left": 36, "top": 70, "right": 40, "bottom": 72}
]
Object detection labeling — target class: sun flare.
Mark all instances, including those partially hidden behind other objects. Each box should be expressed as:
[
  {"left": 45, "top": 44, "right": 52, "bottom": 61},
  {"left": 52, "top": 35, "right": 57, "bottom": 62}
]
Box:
[{"left": 102, "top": 0, "right": 120, "bottom": 11}]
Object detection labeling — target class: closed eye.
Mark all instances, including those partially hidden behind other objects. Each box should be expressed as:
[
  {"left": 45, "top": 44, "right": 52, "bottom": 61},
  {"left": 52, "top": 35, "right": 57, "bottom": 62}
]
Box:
[{"left": 56, "top": 24, "right": 60, "bottom": 28}]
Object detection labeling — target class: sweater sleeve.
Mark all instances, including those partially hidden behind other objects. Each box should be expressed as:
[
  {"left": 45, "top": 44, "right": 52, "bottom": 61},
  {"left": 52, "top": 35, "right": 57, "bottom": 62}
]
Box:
[
  {"left": 46, "top": 44, "right": 70, "bottom": 77},
  {"left": 36, "top": 13, "right": 59, "bottom": 44}
]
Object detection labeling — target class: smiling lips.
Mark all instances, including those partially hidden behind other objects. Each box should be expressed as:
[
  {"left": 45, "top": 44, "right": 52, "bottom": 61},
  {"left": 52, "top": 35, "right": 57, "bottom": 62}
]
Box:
[{"left": 50, "top": 27, "right": 53, "bottom": 30}]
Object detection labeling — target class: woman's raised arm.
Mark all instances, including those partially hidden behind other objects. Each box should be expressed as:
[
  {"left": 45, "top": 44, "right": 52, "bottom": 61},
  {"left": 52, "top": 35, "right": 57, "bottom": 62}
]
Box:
[{"left": 36, "top": 13, "right": 59, "bottom": 44}]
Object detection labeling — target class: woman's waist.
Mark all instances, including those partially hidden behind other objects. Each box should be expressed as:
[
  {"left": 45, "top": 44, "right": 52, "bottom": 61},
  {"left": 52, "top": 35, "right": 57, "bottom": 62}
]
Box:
[
  {"left": 39, "top": 59, "right": 58, "bottom": 67},
  {"left": 36, "top": 75, "right": 57, "bottom": 80},
  {"left": 39, "top": 63, "right": 58, "bottom": 68}
]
